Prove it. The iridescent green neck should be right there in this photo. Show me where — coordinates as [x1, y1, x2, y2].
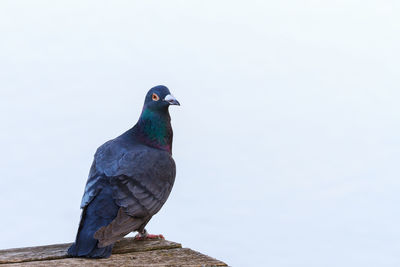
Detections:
[135, 108, 173, 152]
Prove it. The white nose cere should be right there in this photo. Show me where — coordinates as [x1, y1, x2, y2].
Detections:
[164, 94, 180, 105]
[164, 94, 176, 102]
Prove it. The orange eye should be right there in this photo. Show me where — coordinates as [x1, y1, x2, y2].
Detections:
[152, 93, 160, 101]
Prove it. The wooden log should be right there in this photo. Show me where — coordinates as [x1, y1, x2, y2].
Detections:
[0, 237, 228, 267]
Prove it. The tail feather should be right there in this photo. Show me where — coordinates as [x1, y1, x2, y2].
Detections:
[67, 242, 113, 258]
[94, 208, 146, 247]
[68, 187, 119, 258]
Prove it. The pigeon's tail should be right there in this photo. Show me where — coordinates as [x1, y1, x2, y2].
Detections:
[67, 237, 113, 258]
[67, 187, 119, 258]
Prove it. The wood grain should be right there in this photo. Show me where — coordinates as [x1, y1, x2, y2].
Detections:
[0, 238, 180, 264]
[0, 238, 228, 266]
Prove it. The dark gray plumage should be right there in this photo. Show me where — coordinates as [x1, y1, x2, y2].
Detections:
[68, 85, 179, 258]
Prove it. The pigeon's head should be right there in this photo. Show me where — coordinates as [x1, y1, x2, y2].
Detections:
[143, 85, 180, 111]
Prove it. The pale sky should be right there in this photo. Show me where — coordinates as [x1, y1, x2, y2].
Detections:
[0, 1, 399, 266]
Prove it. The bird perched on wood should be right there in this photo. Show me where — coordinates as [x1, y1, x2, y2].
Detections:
[67, 85, 180, 258]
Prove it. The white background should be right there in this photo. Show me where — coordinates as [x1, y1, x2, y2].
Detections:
[0, 1, 399, 266]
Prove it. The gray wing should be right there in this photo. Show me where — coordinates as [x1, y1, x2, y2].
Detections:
[110, 149, 176, 217]
[80, 140, 176, 247]
[80, 139, 128, 209]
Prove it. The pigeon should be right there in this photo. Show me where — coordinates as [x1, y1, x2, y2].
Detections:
[67, 85, 180, 258]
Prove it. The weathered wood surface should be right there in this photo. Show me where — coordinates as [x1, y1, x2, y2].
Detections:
[0, 237, 227, 267]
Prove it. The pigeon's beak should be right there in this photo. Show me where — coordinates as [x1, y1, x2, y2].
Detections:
[164, 94, 180, 106]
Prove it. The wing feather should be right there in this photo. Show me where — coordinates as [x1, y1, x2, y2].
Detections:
[79, 138, 176, 245]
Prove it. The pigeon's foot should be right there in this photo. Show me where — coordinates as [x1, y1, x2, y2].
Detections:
[134, 229, 165, 241]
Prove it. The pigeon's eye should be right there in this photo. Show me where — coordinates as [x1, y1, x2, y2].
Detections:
[152, 93, 160, 101]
